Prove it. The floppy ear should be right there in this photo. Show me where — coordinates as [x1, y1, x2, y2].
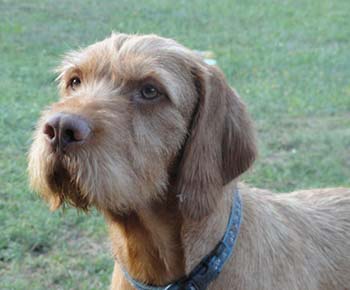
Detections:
[176, 65, 257, 220]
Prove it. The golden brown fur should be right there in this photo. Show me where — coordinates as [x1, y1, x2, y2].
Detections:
[28, 33, 350, 290]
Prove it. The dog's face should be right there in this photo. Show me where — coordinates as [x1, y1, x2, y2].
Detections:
[28, 33, 256, 219]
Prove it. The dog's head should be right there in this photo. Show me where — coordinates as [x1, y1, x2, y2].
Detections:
[28, 33, 256, 219]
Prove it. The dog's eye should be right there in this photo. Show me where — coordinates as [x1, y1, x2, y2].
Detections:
[69, 77, 81, 90]
[140, 84, 159, 100]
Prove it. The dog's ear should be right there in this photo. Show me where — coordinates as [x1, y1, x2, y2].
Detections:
[176, 64, 257, 220]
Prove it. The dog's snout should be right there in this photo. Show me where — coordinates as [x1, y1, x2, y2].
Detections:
[43, 113, 91, 151]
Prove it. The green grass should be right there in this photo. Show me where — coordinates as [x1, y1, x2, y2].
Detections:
[1, 0, 349, 289]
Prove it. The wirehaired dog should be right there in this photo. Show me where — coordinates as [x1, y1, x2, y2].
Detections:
[28, 33, 350, 289]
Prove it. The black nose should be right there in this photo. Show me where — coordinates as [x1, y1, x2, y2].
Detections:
[43, 113, 91, 151]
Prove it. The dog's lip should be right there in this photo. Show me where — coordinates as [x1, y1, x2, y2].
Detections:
[45, 159, 90, 210]
[47, 158, 78, 191]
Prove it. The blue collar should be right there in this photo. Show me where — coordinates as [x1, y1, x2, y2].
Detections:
[119, 189, 242, 290]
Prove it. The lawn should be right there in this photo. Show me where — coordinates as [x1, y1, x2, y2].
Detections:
[0, 0, 349, 289]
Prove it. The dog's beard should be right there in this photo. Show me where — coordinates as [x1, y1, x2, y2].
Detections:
[30, 131, 170, 214]
[46, 154, 91, 210]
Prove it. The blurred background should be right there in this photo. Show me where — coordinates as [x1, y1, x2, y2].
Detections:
[0, 0, 349, 289]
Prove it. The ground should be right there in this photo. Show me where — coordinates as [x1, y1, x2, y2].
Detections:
[0, 0, 349, 289]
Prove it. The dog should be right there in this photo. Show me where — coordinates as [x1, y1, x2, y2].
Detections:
[28, 33, 350, 290]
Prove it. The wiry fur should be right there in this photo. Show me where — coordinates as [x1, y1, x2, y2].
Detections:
[28, 33, 350, 290]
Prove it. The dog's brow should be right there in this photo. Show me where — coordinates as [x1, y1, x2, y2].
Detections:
[131, 76, 167, 93]
[57, 66, 80, 81]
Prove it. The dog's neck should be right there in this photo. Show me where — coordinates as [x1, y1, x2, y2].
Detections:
[180, 184, 233, 273]
[104, 185, 233, 288]
[105, 195, 186, 286]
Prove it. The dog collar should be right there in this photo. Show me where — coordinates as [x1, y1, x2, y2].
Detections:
[120, 189, 242, 290]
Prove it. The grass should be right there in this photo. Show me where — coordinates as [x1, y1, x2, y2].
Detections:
[0, 0, 349, 289]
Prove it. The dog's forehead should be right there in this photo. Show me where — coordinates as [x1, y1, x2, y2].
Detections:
[60, 35, 191, 79]
[58, 35, 199, 105]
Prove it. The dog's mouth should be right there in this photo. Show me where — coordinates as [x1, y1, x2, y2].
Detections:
[46, 155, 90, 210]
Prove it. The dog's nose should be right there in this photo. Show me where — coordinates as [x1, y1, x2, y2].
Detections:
[43, 113, 91, 151]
